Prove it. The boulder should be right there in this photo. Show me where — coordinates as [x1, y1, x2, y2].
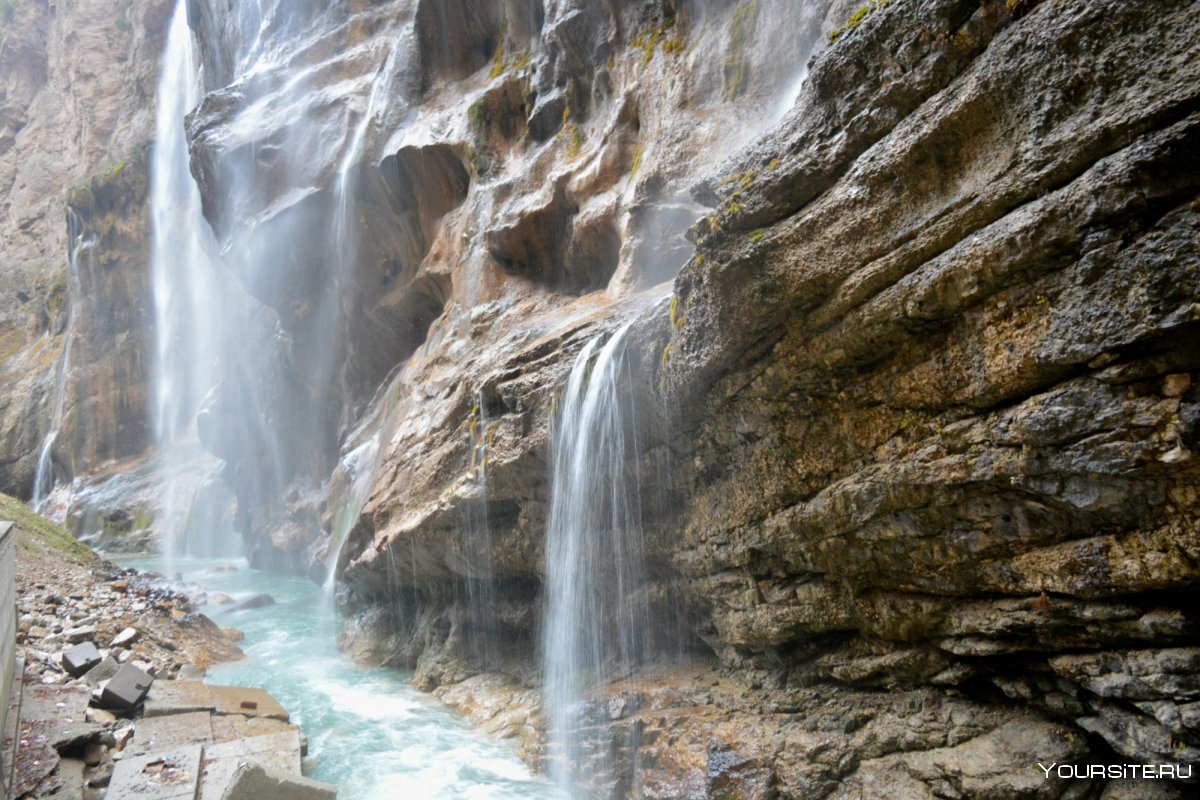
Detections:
[110, 626, 140, 648]
[223, 594, 275, 613]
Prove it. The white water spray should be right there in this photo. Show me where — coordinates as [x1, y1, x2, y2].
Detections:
[542, 323, 648, 795]
[149, 0, 235, 567]
[31, 215, 89, 512]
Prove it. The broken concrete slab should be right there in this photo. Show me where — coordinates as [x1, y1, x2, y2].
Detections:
[99, 664, 155, 711]
[217, 762, 335, 800]
[21, 683, 89, 721]
[108, 745, 203, 800]
[134, 711, 215, 751]
[200, 730, 303, 800]
[209, 714, 296, 746]
[25, 717, 105, 751]
[144, 681, 288, 722]
[44, 757, 86, 799]
[144, 681, 213, 718]
[9, 719, 60, 798]
[209, 685, 288, 721]
[62, 641, 102, 677]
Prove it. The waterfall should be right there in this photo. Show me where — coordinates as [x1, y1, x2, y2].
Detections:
[31, 213, 88, 511]
[461, 391, 498, 667]
[322, 431, 382, 596]
[542, 322, 648, 795]
[149, 0, 235, 564]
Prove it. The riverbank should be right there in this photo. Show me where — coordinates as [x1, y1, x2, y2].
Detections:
[0, 496, 331, 798]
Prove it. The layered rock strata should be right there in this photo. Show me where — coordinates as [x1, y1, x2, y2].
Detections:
[335, 0, 1200, 796]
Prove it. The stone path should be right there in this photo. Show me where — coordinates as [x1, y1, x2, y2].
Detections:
[4, 660, 333, 799]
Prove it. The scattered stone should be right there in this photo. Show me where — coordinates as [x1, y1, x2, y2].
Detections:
[64, 624, 98, 644]
[89, 760, 116, 788]
[110, 580, 130, 593]
[87, 707, 118, 725]
[99, 664, 155, 711]
[208, 593, 235, 605]
[114, 725, 136, 748]
[111, 627, 141, 648]
[220, 628, 244, 642]
[132, 660, 158, 677]
[62, 641, 103, 677]
[217, 762, 336, 800]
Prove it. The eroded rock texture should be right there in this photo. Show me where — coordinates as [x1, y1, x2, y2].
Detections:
[337, 0, 1200, 796]
[2, 0, 1196, 796]
[0, 0, 169, 497]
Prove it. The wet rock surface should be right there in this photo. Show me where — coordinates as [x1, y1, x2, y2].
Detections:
[0, 0, 169, 498]
[332, 0, 1200, 797]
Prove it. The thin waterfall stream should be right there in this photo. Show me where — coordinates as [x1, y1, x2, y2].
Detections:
[543, 322, 648, 795]
[30, 214, 87, 511]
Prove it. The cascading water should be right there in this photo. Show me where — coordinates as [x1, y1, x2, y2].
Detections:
[318, 31, 410, 593]
[322, 430, 382, 596]
[461, 391, 498, 666]
[542, 322, 648, 795]
[149, 0, 237, 568]
[31, 213, 88, 511]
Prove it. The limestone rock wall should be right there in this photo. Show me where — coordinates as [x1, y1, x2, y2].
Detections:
[335, 0, 1200, 796]
[0, 0, 170, 496]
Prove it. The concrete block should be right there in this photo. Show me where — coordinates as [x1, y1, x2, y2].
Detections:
[209, 685, 288, 722]
[200, 730, 303, 800]
[99, 664, 155, 711]
[84, 655, 121, 687]
[144, 681, 288, 722]
[144, 681, 212, 718]
[62, 641, 102, 677]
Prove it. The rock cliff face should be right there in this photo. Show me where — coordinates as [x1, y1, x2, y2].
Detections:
[326, 0, 1200, 796]
[2, 0, 1198, 796]
[0, 0, 169, 497]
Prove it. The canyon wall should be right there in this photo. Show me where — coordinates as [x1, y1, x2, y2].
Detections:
[0, 0, 170, 498]
[0, 0, 1196, 797]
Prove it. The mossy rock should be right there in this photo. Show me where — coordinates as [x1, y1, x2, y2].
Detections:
[0, 493, 97, 562]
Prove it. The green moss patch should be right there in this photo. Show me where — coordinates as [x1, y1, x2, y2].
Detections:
[0, 493, 97, 563]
